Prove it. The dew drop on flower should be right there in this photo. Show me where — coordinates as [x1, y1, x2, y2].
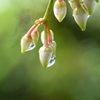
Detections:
[47, 53, 56, 67]
[26, 43, 36, 51]
[87, 15, 90, 18]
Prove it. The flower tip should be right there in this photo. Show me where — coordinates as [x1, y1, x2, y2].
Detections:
[21, 49, 25, 53]
[81, 28, 86, 31]
[80, 25, 86, 31]
[43, 64, 48, 68]
[58, 18, 63, 22]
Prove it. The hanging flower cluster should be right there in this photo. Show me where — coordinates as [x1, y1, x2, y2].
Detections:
[21, 0, 99, 68]
[21, 18, 56, 68]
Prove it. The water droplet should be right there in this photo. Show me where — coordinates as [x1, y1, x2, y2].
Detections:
[87, 15, 90, 18]
[68, 0, 70, 4]
[26, 43, 36, 51]
[47, 53, 56, 67]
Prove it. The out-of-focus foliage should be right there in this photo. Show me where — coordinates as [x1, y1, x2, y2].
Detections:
[0, 0, 100, 100]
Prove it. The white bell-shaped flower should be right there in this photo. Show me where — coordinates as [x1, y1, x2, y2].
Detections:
[41, 30, 54, 44]
[21, 34, 35, 53]
[53, 0, 67, 22]
[39, 45, 53, 68]
[73, 7, 88, 31]
[31, 31, 39, 45]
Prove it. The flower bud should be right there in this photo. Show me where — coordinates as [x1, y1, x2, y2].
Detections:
[41, 30, 54, 44]
[73, 7, 88, 31]
[68, 0, 76, 9]
[31, 31, 39, 45]
[83, 0, 95, 15]
[53, 0, 67, 22]
[21, 35, 32, 53]
[39, 45, 52, 68]
[21, 34, 36, 53]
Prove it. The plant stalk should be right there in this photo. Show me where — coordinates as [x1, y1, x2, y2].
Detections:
[43, 0, 54, 22]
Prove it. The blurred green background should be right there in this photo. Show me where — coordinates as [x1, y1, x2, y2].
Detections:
[0, 0, 100, 100]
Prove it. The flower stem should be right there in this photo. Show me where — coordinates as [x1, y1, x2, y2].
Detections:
[75, 0, 81, 8]
[47, 23, 53, 42]
[43, 0, 54, 22]
[44, 23, 49, 47]
[26, 23, 40, 38]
